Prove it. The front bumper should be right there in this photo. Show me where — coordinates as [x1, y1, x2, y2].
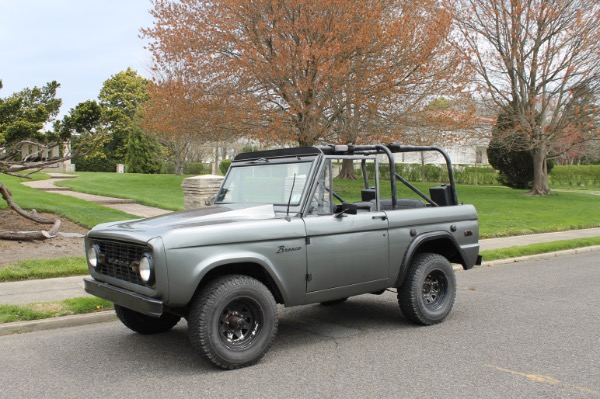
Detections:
[84, 277, 164, 317]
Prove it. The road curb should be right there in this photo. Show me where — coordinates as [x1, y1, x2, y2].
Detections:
[0, 311, 116, 336]
[478, 245, 600, 268]
[451, 245, 600, 271]
[3, 246, 600, 336]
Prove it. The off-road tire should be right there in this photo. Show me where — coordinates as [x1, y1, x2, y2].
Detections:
[398, 253, 456, 325]
[115, 304, 181, 334]
[188, 275, 278, 370]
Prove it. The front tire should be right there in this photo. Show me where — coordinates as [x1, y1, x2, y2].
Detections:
[188, 275, 278, 370]
[115, 304, 181, 334]
[398, 253, 456, 325]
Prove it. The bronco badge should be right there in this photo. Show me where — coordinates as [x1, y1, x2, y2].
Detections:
[276, 245, 302, 254]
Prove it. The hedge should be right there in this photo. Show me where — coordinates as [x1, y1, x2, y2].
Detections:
[549, 165, 600, 188]
[72, 156, 118, 172]
[159, 162, 211, 175]
[351, 163, 599, 187]
[354, 162, 499, 185]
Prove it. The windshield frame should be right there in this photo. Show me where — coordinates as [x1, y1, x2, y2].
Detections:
[214, 156, 320, 214]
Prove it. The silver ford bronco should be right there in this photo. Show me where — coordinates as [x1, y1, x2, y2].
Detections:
[84, 144, 481, 369]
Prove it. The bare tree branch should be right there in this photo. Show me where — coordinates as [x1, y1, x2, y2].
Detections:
[0, 183, 62, 240]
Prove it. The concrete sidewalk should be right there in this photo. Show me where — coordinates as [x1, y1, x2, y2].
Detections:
[1, 276, 90, 306]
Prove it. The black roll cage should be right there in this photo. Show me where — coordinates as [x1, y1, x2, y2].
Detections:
[232, 143, 459, 209]
[316, 144, 459, 208]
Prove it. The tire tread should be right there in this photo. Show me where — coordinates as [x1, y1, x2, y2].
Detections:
[188, 275, 278, 370]
[398, 253, 456, 325]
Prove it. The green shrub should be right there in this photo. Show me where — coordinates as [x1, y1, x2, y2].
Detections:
[184, 162, 211, 175]
[219, 159, 232, 175]
[356, 162, 498, 185]
[72, 156, 118, 172]
[125, 129, 162, 174]
[354, 162, 599, 188]
[454, 165, 499, 185]
[486, 110, 554, 189]
[549, 165, 600, 188]
[160, 162, 176, 174]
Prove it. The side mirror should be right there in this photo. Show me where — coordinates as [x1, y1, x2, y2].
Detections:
[335, 202, 358, 218]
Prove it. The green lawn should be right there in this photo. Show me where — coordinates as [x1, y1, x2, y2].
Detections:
[0, 257, 87, 282]
[3, 172, 599, 237]
[459, 185, 600, 238]
[0, 172, 600, 238]
[333, 179, 600, 238]
[54, 172, 186, 211]
[1, 174, 137, 228]
[0, 297, 113, 324]
[480, 236, 600, 261]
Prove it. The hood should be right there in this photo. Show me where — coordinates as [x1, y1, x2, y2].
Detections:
[88, 204, 278, 243]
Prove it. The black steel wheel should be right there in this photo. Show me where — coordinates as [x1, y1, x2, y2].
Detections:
[217, 298, 263, 350]
[188, 275, 278, 369]
[421, 270, 448, 310]
[115, 304, 181, 334]
[398, 253, 456, 325]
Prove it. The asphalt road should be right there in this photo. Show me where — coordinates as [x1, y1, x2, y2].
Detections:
[1, 252, 598, 399]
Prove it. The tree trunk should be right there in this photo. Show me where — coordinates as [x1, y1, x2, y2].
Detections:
[209, 145, 217, 175]
[420, 152, 426, 182]
[528, 146, 551, 196]
[175, 149, 184, 175]
[338, 158, 357, 180]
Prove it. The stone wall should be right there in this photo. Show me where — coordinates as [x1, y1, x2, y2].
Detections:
[182, 175, 224, 210]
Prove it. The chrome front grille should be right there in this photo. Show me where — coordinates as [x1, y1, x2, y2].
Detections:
[92, 240, 147, 286]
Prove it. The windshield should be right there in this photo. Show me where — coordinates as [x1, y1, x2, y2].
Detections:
[215, 161, 314, 206]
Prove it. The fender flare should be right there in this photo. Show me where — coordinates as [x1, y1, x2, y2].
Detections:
[394, 231, 468, 287]
[189, 253, 290, 304]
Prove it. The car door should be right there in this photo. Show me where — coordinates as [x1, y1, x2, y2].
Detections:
[303, 156, 389, 292]
[304, 213, 389, 292]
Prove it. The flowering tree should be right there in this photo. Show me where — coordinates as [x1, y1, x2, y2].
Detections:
[143, 0, 467, 155]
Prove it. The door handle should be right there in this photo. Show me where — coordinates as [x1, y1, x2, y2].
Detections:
[372, 215, 387, 221]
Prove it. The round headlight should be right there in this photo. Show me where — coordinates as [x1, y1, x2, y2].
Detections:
[87, 245, 99, 268]
[139, 254, 154, 283]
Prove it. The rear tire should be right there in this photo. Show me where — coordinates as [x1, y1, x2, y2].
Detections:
[115, 304, 181, 334]
[188, 275, 278, 370]
[398, 253, 456, 325]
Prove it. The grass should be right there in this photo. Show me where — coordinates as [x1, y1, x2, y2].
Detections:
[54, 172, 186, 211]
[0, 297, 113, 324]
[333, 179, 600, 238]
[0, 257, 88, 282]
[480, 236, 600, 261]
[0, 174, 138, 228]
[7, 172, 598, 238]
[459, 185, 600, 238]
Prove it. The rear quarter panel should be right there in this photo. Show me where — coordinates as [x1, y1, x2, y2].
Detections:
[386, 204, 480, 280]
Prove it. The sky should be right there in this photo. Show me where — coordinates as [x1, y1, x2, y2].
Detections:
[0, 0, 155, 118]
